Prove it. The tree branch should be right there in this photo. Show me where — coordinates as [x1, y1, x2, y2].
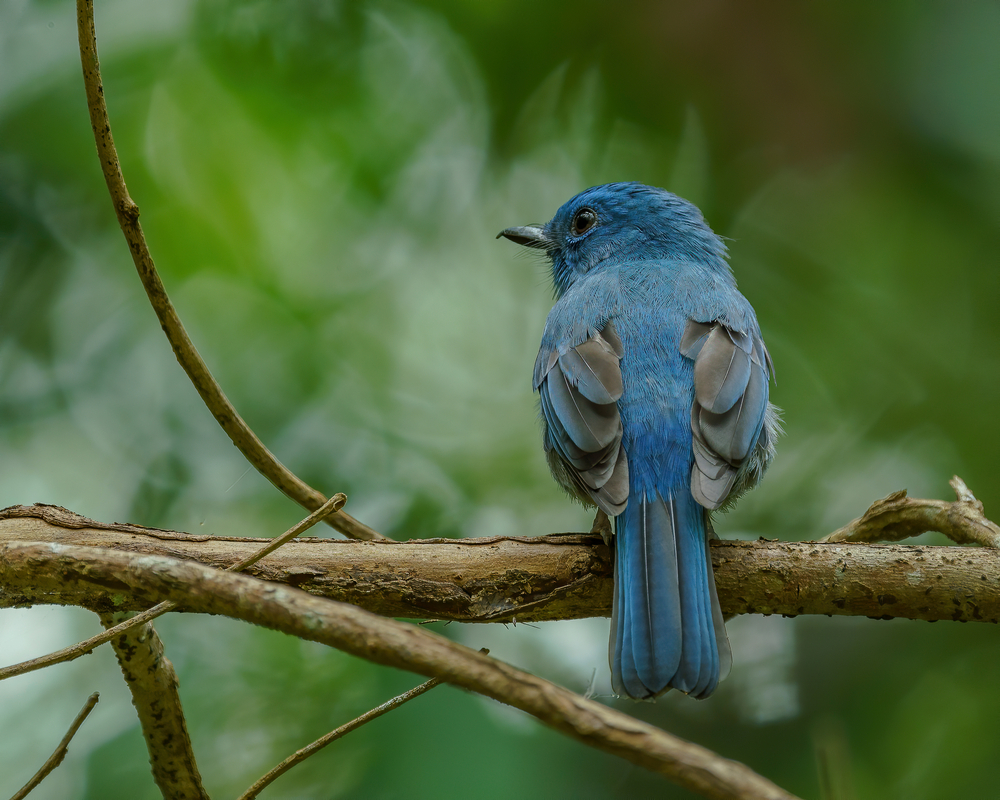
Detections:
[2, 500, 998, 624]
[99, 612, 209, 800]
[0, 542, 798, 800]
[0, 495, 343, 682]
[10, 693, 99, 800]
[73, 0, 383, 542]
[238, 672, 451, 800]
[822, 476, 1000, 548]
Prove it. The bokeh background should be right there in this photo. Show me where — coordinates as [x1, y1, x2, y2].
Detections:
[3, 1, 1000, 798]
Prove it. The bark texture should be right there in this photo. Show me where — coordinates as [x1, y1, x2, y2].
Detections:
[99, 612, 209, 800]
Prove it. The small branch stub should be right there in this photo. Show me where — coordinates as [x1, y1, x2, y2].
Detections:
[822, 476, 1000, 549]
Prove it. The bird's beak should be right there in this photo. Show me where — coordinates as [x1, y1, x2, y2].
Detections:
[496, 225, 550, 249]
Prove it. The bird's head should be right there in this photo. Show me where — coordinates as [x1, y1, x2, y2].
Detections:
[498, 182, 728, 296]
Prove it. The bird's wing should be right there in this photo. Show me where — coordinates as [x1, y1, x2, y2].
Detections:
[680, 319, 772, 510]
[535, 321, 629, 516]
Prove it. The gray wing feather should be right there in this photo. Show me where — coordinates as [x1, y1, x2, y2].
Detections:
[594, 445, 629, 511]
[561, 339, 624, 404]
[532, 348, 559, 391]
[679, 321, 713, 360]
[683, 319, 773, 511]
[690, 452, 738, 509]
[693, 326, 753, 414]
[698, 362, 767, 463]
[537, 321, 629, 516]
[545, 365, 620, 453]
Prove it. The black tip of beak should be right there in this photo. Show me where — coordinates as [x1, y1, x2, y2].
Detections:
[497, 225, 549, 249]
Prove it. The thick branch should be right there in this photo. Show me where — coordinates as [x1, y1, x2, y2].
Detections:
[0, 542, 797, 800]
[74, 0, 381, 542]
[0, 495, 344, 681]
[2, 504, 999, 624]
[99, 613, 209, 800]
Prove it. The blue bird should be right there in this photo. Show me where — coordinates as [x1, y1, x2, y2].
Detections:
[499, 182, 779, 699]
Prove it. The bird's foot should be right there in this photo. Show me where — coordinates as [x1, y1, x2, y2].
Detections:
[590, 509, 613, 546]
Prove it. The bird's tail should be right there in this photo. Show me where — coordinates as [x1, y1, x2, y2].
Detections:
[610, 489, 731, 699]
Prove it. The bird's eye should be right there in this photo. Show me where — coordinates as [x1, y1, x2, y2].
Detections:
[571, 208, 597, 235]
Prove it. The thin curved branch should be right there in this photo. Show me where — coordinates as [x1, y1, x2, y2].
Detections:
[10, 693, 100, 800]
[0, 494, 345, 682]
[238, 672, 451, 800]
[0, 542, 799, 800]
[3, 499, 999, 624]
[821, 476, 1000, 548]
[73, 0, 383, 542]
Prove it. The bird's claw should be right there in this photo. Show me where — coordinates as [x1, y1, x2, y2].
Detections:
[590, 509, 613, 546]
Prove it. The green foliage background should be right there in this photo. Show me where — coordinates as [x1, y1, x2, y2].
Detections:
[2, 1, 999, 798]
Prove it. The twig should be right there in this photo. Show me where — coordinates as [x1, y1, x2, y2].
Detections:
[0, 542, 798, 800]
[0, 494, 345, 682]
[813, 718, 856, 800]
[73, 0, 384, 543]
[10, 692, 100, 800]
[821, 476, 1000, 548]
[237, 664, 465, 800]
[226, 493, 345, 571]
